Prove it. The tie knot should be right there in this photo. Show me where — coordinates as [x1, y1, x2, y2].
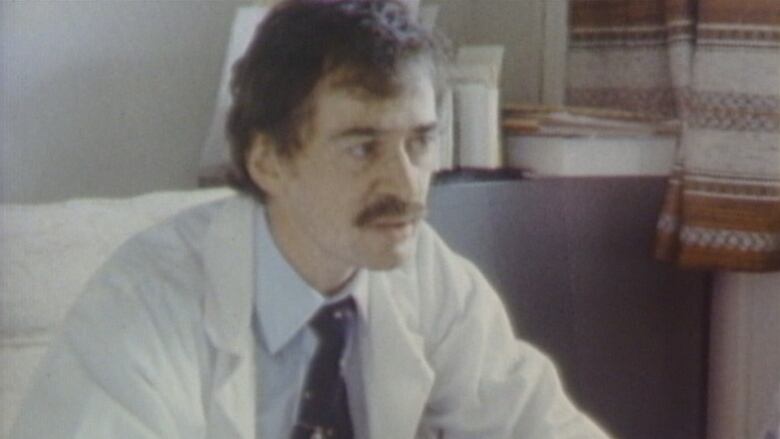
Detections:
[310, 297, 356, 339]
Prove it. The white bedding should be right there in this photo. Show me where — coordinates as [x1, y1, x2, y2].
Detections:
[0, 188, 233, 438]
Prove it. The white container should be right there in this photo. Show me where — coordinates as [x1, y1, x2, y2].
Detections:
[506, 134, 677, 177]
[455, 83, 502, 169]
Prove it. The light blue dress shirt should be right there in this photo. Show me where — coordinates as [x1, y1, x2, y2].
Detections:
[253, 206, 369, 438]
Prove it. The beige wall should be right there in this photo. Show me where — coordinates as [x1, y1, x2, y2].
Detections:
[1, 0, 249, 203]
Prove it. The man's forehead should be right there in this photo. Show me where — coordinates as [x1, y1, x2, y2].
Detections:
[315, 75, 435, 126]
[288, 62, 437, 145]
[325, 62, 432, 98]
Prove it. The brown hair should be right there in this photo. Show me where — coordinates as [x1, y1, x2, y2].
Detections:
[226, 0, 447, 201]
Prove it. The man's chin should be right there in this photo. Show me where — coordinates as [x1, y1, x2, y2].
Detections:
[362, 244, 415, 271]
[366, 259, 405, 271]
[357, 222, 419, 270]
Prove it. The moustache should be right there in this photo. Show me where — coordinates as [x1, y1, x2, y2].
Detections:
[354, 196, 427, 228]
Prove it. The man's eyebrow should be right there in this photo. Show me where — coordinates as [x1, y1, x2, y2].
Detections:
[414, 122, 439, 135]
[329, 122, 439, 140]
[330, 127, 379, 140]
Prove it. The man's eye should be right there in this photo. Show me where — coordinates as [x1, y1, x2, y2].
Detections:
[347, 142, 376, 159]
[408, 134, 435, 156]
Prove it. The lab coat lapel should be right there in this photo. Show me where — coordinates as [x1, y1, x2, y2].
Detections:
[361, 273, 435, 439]
[206, 351, 256, 439]
[202, 195, 257, 439]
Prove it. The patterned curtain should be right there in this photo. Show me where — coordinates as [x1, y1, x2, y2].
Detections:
[567, 0, 780, 272]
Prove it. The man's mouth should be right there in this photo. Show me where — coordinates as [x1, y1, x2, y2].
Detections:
[369, 216, 419, 228]
[366, 217, 419, 240]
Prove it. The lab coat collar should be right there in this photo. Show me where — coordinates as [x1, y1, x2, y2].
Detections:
[202, 195, 256, 356]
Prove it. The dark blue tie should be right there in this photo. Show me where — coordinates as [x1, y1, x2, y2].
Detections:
[291, 297, 355, 439]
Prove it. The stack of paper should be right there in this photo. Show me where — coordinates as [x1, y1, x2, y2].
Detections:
[503, 104, 680, 138]
[502, 104, 680, 177]
[450, 46, 505, 170]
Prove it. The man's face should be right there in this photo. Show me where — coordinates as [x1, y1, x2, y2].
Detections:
[259, 62, 438, 276]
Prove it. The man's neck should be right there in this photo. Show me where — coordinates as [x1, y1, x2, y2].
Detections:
[264, 205, 356, 297]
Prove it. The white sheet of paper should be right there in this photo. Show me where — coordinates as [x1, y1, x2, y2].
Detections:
[199, 6, 268, 178]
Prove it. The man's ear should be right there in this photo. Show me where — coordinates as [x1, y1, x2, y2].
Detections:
[246, 133, 284, 197]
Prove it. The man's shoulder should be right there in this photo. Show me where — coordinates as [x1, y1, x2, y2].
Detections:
[88, 194, 240, 302]
[119, 196, 228, 265]
[368, 221, 502, 348]
[408, 221, 479, 285]
[385, 221, 484, 310]
[59, 195, 247, 353]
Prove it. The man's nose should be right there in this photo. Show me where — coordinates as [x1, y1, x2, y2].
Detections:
[379, 148, 419, 201]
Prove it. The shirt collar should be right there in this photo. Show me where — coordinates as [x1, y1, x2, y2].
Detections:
[254, 205, 368, 354]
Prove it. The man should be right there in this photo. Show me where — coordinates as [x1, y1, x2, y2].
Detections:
[12, 1, 609, 438]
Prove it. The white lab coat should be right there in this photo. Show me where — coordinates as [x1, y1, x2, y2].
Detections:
[11, 195, 610, 439]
